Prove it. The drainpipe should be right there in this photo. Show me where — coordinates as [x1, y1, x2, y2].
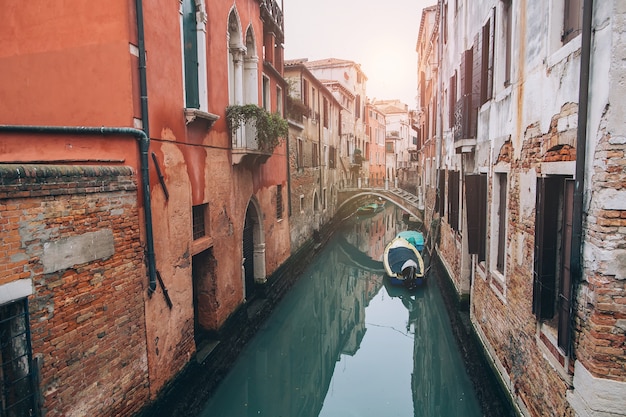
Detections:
[570, 0, 593, 357]
[135, 0, 150, 138]
[0, 125, 158, 295]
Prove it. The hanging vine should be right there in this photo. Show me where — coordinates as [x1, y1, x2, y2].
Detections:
[226, 104, 288, 152]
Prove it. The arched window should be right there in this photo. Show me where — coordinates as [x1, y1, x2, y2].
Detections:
[227, 9, 244, 105]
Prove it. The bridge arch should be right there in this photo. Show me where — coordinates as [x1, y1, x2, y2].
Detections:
[337, 190, 422, 223]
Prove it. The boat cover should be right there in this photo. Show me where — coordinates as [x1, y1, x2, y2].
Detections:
[383, 237, 425, 279]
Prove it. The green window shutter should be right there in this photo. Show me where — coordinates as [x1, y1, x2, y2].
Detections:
[183, 0, 199, 109]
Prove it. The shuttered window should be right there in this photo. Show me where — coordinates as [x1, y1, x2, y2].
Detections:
[183, 0, 200, 109]
[465, 174, 487, 261]
[563, 0, 583, 44]
[533, 177, 560, 320]
[448, 170, 460, 231]
[276, 184, 283, 220]
[533, 176, 574, 354]
[496, 173, 508, 273]
[436, 169, 446, 216]
[558, 179, 574, 352]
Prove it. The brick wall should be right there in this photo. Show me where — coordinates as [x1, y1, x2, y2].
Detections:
[575, 127, 626, 381]
[0, 164, 150, 417]
[466, 104, 582, 416]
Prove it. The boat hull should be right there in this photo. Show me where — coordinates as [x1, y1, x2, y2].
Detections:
[383, 232, 426, 290]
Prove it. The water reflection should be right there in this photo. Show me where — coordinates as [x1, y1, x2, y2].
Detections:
[199, 206, 481, 417]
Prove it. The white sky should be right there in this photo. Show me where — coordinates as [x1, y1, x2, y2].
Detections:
[282, 0, 435, 109]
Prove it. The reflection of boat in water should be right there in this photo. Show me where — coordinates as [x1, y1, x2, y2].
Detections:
[355, 200, 385, 217]
[383, 230, 426, 290]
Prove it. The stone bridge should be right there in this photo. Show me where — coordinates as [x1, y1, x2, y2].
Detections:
[337, 186, 424, 223]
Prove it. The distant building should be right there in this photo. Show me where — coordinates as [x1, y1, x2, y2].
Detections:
[303, 58, 369, 187]
[284, 60, 343, 250]
[365, 100, 387, 188]
[374, 99, 418, 191]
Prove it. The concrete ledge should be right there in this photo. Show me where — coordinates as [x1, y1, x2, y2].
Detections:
[567, 361, 626, 417]
[0, 279, 33, 305]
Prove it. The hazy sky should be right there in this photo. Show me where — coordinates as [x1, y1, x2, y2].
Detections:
[283, 0, 435, 109]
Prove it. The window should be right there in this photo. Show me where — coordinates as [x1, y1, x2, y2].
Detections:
[312, 143, 319, 167]
[262, 75, 270, 111]
[192, 203, 209, 240]
[276, 86, 283, 116]
[182, 0, 208, 110]
[562, 0, 582, 44]
[323, 98, 329, 129]
[297, 138, 304, 169]
[495, 173, 508, 273]
[480, 13, 495, 105]
[1, 299, 39, 417]
[448, 170, 460, 231]
[303, 79, 309, 107]
[276, 185, 283, 219]
[533, 176, 574, 352]
[448, 72, 457, 128]
[503, 0, 513, 86]
[299, 195, 305, 213]
[466, 173, 487, 261]
[329, 146, 336, 169]
[437, 170, 446, 216]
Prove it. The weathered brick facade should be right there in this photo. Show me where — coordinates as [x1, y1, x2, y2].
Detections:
[417, 1, 626, 415]
[0, 164, 149, 417]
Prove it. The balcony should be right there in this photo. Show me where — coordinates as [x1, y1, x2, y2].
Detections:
[260, 0, 284, 40]
[453, 94, 477, 153]
[227, 104, 287, 166]
[231, 123, 273, 166]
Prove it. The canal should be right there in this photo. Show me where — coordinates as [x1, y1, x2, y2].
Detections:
[194, 205, 494, 417]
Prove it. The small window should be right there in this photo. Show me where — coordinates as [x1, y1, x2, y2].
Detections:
[297, 138, 304, 169]
[262, 75, 271, 111]
[496, 173, 508, 273]
[276, 185, 283, 220]
[1, 299, 39, 417]
[276, 86, 283, 116]
[299, 195, 305, 213]
[448, 170, 460, 231]
[192, 203, 209, 240]
[562, 0, 583, 44]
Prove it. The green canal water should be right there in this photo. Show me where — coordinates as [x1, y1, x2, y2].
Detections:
[197, 206, 483, 417]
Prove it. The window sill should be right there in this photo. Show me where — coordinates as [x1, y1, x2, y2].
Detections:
[184, 108, 219, 128]
[191, 235, 214, 256]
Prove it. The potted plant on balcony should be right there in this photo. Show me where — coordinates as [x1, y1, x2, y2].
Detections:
[226, 104, 288, 153]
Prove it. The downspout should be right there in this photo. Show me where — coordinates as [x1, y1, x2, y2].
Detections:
[135, 0, 150, 139]
[0, 125, 158, 296]
[570, 0, 593, 357]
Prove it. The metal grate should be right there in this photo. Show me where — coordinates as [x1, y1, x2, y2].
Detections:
[1, 298, 39, 417]
[192, 204, 207, 240]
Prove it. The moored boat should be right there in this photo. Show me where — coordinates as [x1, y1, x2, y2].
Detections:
[355, 200, 385, 216]
[383, 231, 426, 290]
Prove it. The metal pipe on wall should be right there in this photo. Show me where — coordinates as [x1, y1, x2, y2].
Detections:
[0, 125, 158, 295]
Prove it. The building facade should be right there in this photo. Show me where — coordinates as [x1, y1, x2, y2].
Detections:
[417, 0, 626, 415]
[365, 100, 387, 188]
[284, 60, 342, 251]
[0, 0, 289, 416]
[303, 58, 369, 188]
[375, 100, 418, 191]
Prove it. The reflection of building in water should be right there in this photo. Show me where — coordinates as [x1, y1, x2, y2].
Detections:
[206, 241, 383, 417]
[345, 205, 405, 263]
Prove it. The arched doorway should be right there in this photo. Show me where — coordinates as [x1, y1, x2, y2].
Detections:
[243, 199, 265, 300]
